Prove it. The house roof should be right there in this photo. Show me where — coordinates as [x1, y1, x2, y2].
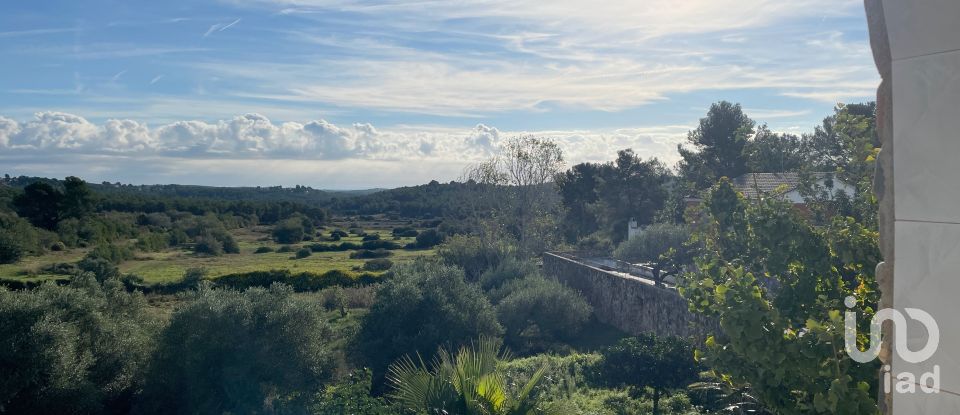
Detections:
[731, 172, 839, 200]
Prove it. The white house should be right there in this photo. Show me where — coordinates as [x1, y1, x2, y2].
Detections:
[730, 172, 855, 204]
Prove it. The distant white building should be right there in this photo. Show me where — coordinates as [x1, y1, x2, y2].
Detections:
[730, 172, 855, 204]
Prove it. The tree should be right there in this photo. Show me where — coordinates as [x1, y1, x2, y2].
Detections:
[678, 179, 881, 414]
[597, 334, 699, 415]
[466, 135, 564, 256]
[554, 162, 602, 242]
[593, 150, 670, 243]
[0, 275, 160, 414]
[13, 181, 63, 229]
[743, 125, 805, 173]
[678, 101, 754, 188]
[61, 176, 95, 220]
[387, 337, 562, 415]
[613, 223, 694, 287]
[354, 259, 503, 384]
[137, 284, 334, 414]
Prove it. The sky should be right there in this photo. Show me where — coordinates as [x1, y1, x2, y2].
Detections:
[0, 0, 879, 189]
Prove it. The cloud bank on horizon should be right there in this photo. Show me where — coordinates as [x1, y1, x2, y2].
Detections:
[0, 0, 877, 188]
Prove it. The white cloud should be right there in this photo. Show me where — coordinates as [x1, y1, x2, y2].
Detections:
[0, 112, 691, 168]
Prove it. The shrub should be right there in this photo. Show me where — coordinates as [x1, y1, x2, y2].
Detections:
[295, 248, 312, 259]
[614, 224, 688, 260]
[136, 232, 169, 252]
[254, 246, 274, 254]
[494, 277, 592, 354]
[576, 232, 614, 256]
[596, 334, 699, 414]
[77, 256, 121, 282]
[479, 257, 537, 291]
[413, 228, 444, 248]
[273, 218, 305, 244]
[437, 235, 515, 281]
[181, 267, 207, 288]
[0, 233, 23, 264]
[361, 234, 381, 241]
[363, 258, 393, 271]
[87, 243, 135, 263]
[137, 284, 335, 414]
[391, 227, 418, 237]
[361, 240, 401, 250]
[313, 369, 393, 414]
[0, 275, 160, 414]
[277, 245, 296, 253]
[193, 235, 224, 256]
[49, 241, 66, 251]
[349, 249, 392, 259]
[354, 259, 502, 384]
[41, 262, 79, 275]
[213, 269, 382, 292]
[321, 286, 348, 315]
[330, 230, 348, 238]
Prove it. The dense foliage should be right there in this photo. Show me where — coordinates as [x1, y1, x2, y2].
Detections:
[679, 179, 881, 414]
[137, 283, 335, 414]
[597, 334, 699, 415]
[0, 275, 159, 414]
[354, 259, 503, 383]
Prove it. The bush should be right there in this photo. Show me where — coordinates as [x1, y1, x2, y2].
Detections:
[41, 262, 79, 275]
[49, 241, 66, 251]
[273, 217, 306, 244]
[0, 233, 24, 264]
[254, 246, 274, 254]
[277, 245, 296, 253]
[354, 259, 502, 383]
[213, 269, 382, 292]
[360, 240, 401, 250]
[479, 257, 537, 291]
[321, 286, 348, 315]
[361, 234, 381, 241]
[77, 256, 121, 282]
[437, 235, 515, 281]
[494, 277, 592, 354]
[193, 235, 224, 256]
[136, 232, 169, 252]
[596, 334, 699, 413]
[295, 248, 312, 259]
[182, 267, 207, 288]
[330, 230, 348, 238]
[576, 232, 614, 256]
[137, 284, 335, 414]
[87, 243, 135, 263]
[363, 258, 393, 271]
[391, 227, 418, 237]
[413, 228, 444, 248]
[349, 249, 392, 259]
[613, 223, 690, 263]
[0, 275, 160, 414]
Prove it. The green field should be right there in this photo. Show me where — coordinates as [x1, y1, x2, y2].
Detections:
[0, 221, 436, 285]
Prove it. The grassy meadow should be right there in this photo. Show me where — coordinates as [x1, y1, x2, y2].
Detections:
[0, 218, 435, 285]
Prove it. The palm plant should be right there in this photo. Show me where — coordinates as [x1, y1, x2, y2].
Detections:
[387, 337, 562, 415]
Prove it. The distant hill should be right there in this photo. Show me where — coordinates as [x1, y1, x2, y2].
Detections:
[0, 175, 381, 206]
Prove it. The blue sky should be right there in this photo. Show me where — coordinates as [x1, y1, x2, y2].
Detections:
[0, 0, 878, 188]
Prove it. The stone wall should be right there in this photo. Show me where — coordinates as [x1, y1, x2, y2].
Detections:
[542, 252, 716, 341]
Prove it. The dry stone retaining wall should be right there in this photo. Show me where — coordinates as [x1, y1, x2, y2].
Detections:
[542, 252, 716, 341]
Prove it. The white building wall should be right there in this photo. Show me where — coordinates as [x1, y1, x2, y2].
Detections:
[881, 0, 960, 411]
